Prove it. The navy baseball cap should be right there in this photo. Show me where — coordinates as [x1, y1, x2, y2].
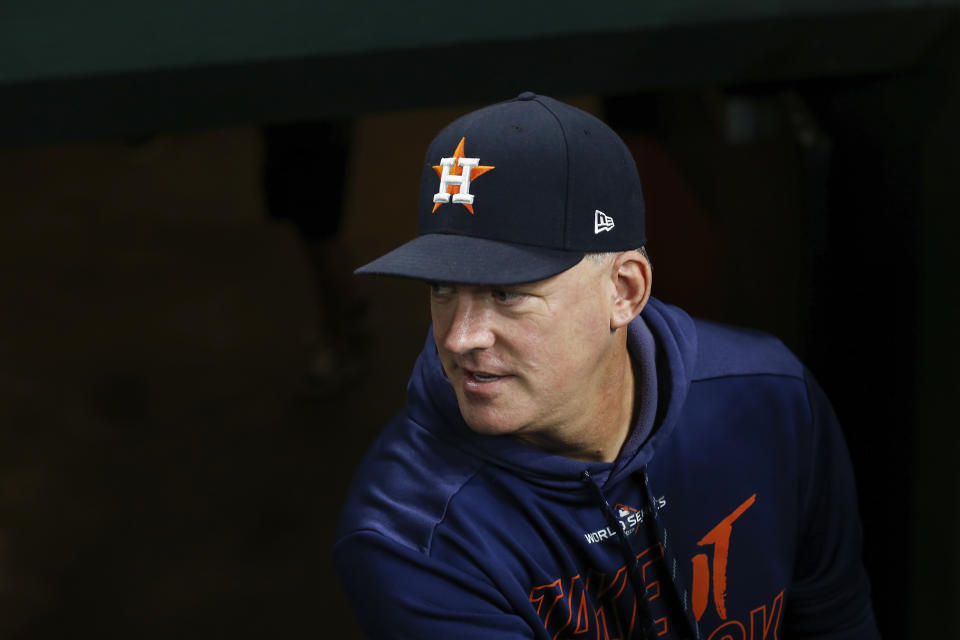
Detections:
[355, 92, 646, 285]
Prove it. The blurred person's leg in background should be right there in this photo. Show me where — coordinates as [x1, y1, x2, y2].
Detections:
[262, 121, 367, 396]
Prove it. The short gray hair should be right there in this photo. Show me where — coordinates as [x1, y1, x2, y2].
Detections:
[585, 246, 651, 268]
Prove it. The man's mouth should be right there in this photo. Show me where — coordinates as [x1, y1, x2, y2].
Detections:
[466, 369, 504, 383]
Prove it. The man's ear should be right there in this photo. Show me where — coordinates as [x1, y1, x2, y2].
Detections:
[609, 250, 652, 330]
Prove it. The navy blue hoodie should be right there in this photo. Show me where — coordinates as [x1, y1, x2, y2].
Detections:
[334, 299, 879, 639]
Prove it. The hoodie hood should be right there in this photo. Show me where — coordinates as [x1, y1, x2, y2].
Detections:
[405, 297, 697, 488]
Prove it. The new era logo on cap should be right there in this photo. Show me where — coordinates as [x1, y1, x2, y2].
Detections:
[594, 209, 615, 234]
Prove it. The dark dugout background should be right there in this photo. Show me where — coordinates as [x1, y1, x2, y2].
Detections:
[1, 2, 957, 637]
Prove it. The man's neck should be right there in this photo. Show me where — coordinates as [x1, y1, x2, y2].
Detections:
[576, 349, 636, 463]
[514, 340, 636, 464]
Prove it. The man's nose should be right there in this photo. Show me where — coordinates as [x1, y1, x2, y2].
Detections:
[441, 295, 495, 354]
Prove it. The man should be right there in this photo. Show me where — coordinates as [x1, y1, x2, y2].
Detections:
[334, 92, 879, 639]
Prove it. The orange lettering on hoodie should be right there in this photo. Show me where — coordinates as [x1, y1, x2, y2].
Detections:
[691, 494, 757, 621]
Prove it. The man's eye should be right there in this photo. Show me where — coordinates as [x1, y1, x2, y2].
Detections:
[491, 289, 523, 303]
[430, 283, 454, 296]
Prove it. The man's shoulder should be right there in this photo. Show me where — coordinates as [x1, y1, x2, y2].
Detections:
[335, 412, 486, 555]
[690, 317, 805, 382]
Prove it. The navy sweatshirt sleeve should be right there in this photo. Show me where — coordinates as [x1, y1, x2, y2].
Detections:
[783, 370, 880, 639]
[333, 531, 534, 639]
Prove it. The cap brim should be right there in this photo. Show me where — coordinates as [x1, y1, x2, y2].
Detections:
[354, 233, 585, 286]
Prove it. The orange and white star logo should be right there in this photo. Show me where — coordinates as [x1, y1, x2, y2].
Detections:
[431, 137, 494, 214]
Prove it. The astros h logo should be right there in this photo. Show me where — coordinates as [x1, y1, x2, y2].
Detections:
[432, 137, 495, 214]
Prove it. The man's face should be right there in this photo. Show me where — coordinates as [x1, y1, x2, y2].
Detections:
[430, 257, 620, 443]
